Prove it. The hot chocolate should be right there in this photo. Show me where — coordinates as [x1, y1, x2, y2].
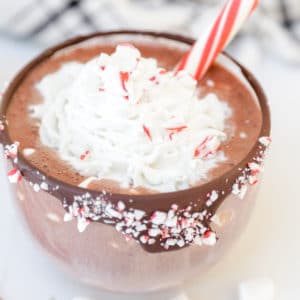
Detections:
[0, 31, 271, 292]
[6, 37, 261, 194]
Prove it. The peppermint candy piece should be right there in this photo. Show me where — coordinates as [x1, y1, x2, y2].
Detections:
[194, 135, 221, 159]
[7, 168, 22, 183]
[77, 217, 90, 233]
[202, 230, 217, 246]
[4, 142, 20, 160]
[259, 136, 272, 147]
[150, 211, 167, 225]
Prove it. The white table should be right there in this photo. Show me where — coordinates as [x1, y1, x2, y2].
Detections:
[0, 36, 299, 300]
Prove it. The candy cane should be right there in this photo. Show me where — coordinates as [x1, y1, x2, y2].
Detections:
[176, 0, 259, 80]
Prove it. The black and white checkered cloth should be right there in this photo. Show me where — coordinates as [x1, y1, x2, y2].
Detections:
[0, 0, 299, 63]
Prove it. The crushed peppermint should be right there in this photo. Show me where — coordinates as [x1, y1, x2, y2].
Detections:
[259, 136, 272, 147]
[80, 150, 90, 161]
[231, 136, 271, 199]
[142, 124, 152, 141]
[194, 136, 222, 159]
[40, 182, 49, 191]
[166, 125, 187, 140]
[4, 142, 19, 163]
[206, 190, 219, 207]
[119, 71, 129, 93]
[2, 130, 270, 251]
[7, 168, 22, 183]
[60, 191, 219, 250]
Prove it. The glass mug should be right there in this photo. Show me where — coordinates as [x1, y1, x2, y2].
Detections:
[0, 31, 271, 293]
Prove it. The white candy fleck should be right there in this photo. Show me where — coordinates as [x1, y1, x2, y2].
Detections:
[239, 185, 248, 199]
[240, 132, 247, 139]
[77, 217, 90, 233]
[105, 204, 122, 219]
[64, 212, 73, 222]
[47, 213, 60, 223]
[78, 177, 97, 188]
[259, 136, 272, 147]
[194, 235, 203, 246]
[177, 239, 185, 248]
[151, 211, 167, 225]
[165, 238, 177, 247]
[148, 238, 155, 245]
[148, 228, 161, 237]
[117, 201, 125, 211]
[33, 183, 41, 192]
[23, 148, 36, 156]
[202, 231, 217, 246]
[133, 209, 145, 220]
[40, 182, 49, 191]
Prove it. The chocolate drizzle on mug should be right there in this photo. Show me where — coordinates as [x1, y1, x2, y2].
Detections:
[0, 31, 271, 253]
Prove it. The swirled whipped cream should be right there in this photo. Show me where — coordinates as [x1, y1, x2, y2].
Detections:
[34, 44, 230, 192]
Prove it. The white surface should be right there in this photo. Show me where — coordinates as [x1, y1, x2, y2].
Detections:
[239, 278, 274, 300]
[0, 35, 299, 300]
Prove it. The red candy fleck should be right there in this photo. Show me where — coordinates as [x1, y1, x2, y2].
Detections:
[142, 125, 152, 141]
[7, 168, 22, 183]
[80, 150, 90, 161]
[140, 235, 149, 244]
[250, 169, 260, 176]
[203, 230, 212, 239]
[166, 126, 188, 132]
[166, 125, 187, 140]
[100, 65, 106, 71]
[149, 76, 156, 82]
[120, 71, 129, 93]
[194, 136, 210, 157]
[159, 69, 167, 75]
[99, 88, 105, 92]
[124, 234, 132, 241]
[194, 136, 220, 158]
[169, 132, 175, 140]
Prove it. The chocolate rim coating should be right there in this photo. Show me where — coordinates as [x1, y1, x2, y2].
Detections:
[0, 30, 271, 252]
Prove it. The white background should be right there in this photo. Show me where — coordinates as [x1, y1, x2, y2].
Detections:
[0, 35, 299, 300]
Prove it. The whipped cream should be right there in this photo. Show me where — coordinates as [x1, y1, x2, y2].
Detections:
[34, 44, 230, 192]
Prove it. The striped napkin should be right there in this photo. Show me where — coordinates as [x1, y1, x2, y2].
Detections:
[0, 0, 299, 63]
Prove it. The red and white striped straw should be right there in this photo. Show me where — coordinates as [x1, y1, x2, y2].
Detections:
[176, 0, 259, 80]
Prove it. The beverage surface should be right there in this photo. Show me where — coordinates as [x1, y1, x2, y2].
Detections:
[6, 38, 262, 194]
